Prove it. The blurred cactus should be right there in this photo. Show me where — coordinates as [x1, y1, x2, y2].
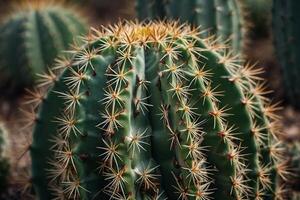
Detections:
[0, 1, 87, 99]
[272, 0, 300, 108]
[0, 124, 10, 194]
[25, 22, 288, 199]
[239, 0, 272, 39]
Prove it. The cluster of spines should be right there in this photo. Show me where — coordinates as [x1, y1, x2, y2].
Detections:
[21, 21, 290, 199]
[136, 0, 243, 53]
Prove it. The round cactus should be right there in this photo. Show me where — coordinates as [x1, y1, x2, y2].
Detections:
[0, 1, 87, 99]
[26, 22, 288, 199]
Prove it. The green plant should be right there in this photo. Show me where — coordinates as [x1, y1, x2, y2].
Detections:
[27, 22, 288, 199]
[0, 124, 10, 194]
[0, 1, 87, 99]
[272, 0, 300, 108]
[136, 0, 243, 53]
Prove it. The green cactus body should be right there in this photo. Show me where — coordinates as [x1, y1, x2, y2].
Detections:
[0, 1, 87, 99]
[28, 22, 287, 199]
[272, 0, 300, 108]
[136, 0, 243, 53]
[0, 124, 10, 193]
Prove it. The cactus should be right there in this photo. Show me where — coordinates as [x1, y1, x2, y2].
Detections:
[136, 0, 243, 53]
[272, 0, 300, 108]
[26, 22, 289, 199]
[0, 124, 10, 194]
[0, 1, 87, 99]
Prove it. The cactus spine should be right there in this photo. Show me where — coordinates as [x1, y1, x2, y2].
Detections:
[0, 1, 87, 99]
[27, 22, 288, 199]
[272, 0, 300, 108]
[136, 0, 243, 53]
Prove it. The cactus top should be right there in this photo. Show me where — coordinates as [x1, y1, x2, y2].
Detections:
[28, 22, 289, 200]
[136, 0, 243, 53]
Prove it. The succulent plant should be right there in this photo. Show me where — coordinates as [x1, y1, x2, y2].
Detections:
[272, 0, 300, 108]
[0, 124, 10, 194]
[25, 22, 288, 199]
[136, 0, 243, 53]
[0, 1, 87, 99]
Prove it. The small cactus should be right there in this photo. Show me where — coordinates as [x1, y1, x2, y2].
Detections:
[26, 22, 288, 199]
[136, 0, 243, 53]
[0, 1, 87, 99]
[272, 0, 300, 108]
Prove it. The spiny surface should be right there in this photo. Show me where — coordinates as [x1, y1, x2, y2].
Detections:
[0, 0, 87, 99]
[26, 22, 288, 200]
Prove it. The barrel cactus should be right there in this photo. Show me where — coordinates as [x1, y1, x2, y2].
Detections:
[0, 124, 10, 193]
[272, 0, 300, 108]
[26, 22, 288, 199]
[0, 1, 87, 99]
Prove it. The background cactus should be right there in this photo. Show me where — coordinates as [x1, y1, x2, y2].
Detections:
[0, 124, 10, 194]
[25, 22, 289, 199]
[136, 0, 243, 54]
[239, 0, 272, 40]
[272, 0, 300, 108]
[0, 1, 87, 99]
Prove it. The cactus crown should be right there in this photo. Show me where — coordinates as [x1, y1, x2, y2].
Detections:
[136, 0, 243, 53]
[0, 0, 87, 98]
[26, 21, 289, 200]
